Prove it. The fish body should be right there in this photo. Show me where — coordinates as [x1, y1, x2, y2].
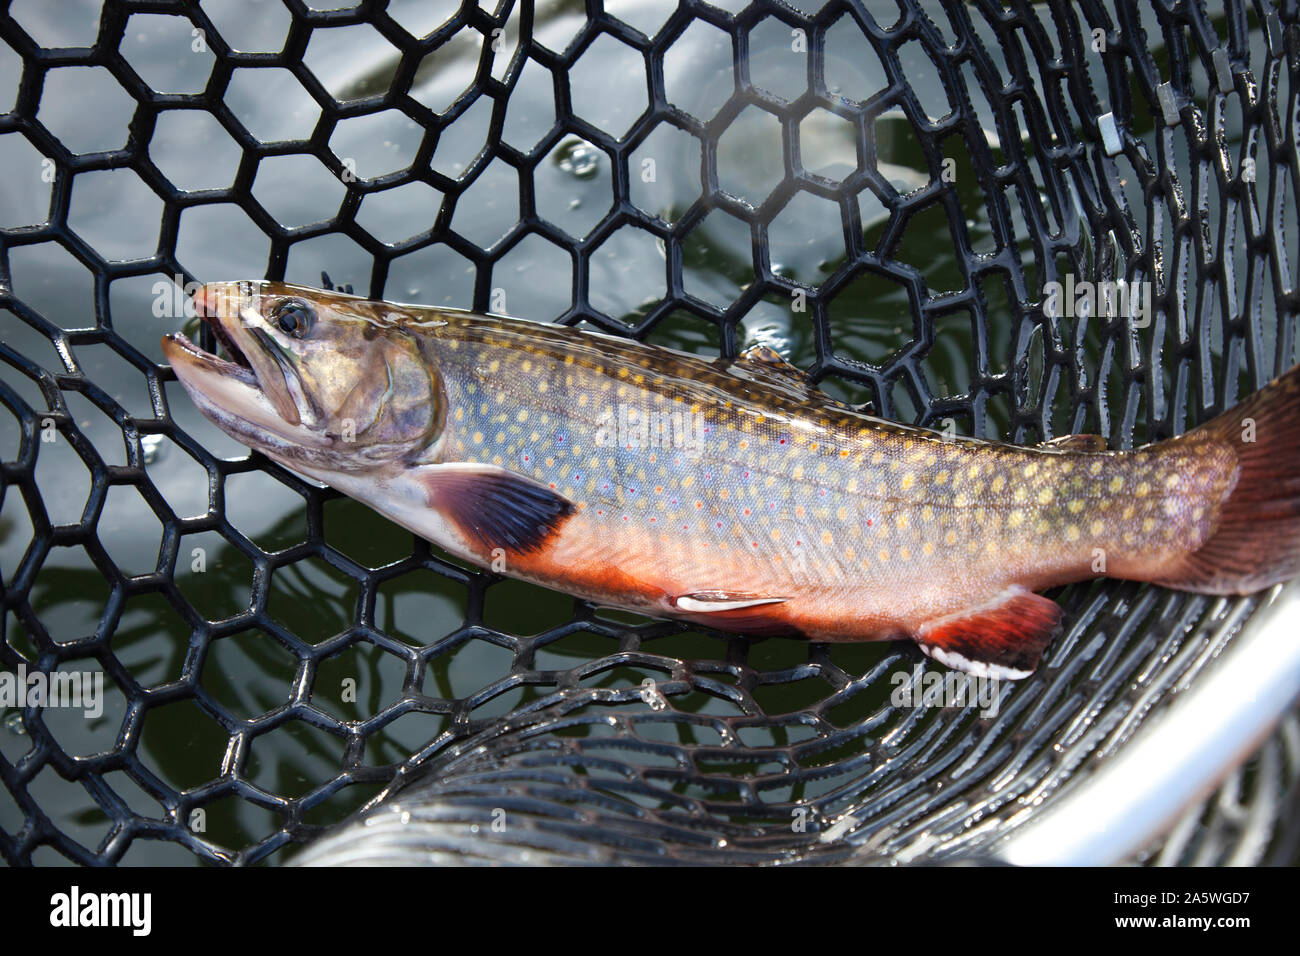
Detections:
[161, 282, 1300, 678]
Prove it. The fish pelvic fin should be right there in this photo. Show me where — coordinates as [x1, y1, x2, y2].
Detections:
[915, 586, 1063, 680]
[1148, 363, 1300, 595]
[416, 463, 575, 556]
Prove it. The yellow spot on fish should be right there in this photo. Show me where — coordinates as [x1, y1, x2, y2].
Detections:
[895, 514, 908, 530]
[1135, 481, 1150, 497]
[473, 431, 483, 444]
[822, 531, 833, 545]
[1090, 519, 1105, 535]
[1109, 476, 1124, 493]
[1065, 525, 1080, 542]
[1068, 499, 1085, 514]
[1008, 511, 1025, 528]
[1089, 461, 1103, 475]
[922, 541, 934, 556]
[901, 473, 915, 491]
[990, 474, 1005, 493]
[1036, 488, 1053, 505]
[878, 549, 890, 562]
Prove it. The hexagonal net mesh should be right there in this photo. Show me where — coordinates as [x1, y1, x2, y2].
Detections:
[1, 0, 1298, 866]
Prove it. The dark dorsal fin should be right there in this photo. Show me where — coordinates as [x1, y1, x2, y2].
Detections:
[733, 344, 811, 383]
[1041, 433, 1109, 452]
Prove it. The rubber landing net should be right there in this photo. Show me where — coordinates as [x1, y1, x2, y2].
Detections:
[1, 0, 1298, 866]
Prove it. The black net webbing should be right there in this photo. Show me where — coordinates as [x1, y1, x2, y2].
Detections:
[1, 0, 1298, 866]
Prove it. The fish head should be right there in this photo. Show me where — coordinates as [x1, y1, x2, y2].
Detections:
[161, 280, 444, 469]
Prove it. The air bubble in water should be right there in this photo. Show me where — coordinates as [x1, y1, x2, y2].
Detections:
[3, 711, 25, 735]
[141, 434, 165, 464]
[556, 139, 600, 180]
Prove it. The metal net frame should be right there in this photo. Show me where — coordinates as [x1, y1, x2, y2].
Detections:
[1, 0, 1298, 866]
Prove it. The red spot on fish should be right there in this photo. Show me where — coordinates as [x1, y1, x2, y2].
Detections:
[716, 521, 723, 528]
[695, 501, 703, 509]
[744, 508, 751, 516]
[779, 438, 786, 444]
[867, 518, 873, 526]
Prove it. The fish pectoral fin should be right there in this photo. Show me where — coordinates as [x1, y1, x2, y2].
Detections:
[1041, 433, 1109, 452]
[915, 587, 1063, 680]
[413, 463, 575, 555]
[672, 591, 789, 613]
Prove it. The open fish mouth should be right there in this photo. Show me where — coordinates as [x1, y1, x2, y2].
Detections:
[161, 329, 256, 384]
[162, 283, 308, 428]
[161, 283, 309, 435]
[163, 290, 257, 386]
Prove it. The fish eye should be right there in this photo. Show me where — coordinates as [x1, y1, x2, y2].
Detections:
[271, 300, 314, 338]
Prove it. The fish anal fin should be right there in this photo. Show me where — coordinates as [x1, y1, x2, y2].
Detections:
[1042, 433, 1109, 452]
[415, 463, 575, 555]
[915, 587, 1062, 680]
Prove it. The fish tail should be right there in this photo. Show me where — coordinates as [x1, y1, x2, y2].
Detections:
[1150, 363, 1300, 594]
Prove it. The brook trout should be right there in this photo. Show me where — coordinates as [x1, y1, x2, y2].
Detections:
[161, 281, 1300, 679]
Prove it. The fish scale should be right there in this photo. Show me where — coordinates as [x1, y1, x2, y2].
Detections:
[161, 281, 1300, 678]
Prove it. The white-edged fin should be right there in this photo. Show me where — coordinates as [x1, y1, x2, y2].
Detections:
[673, 591, 789, 613]
[913, 586, 1062, 681]
[918, 642, 1033, 681]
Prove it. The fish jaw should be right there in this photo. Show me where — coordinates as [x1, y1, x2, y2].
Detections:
[190, 281, 305, 427]
[160, 331, 322, 455]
